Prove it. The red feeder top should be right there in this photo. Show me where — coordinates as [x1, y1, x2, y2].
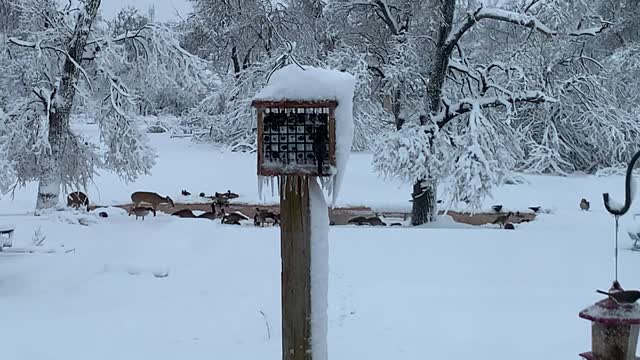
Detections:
[579, 298, 640, 325]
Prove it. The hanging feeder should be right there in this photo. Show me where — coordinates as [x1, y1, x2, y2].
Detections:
[579, 149, 640, 360]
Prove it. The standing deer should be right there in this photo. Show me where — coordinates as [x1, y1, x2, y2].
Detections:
[130, 191, 175, 216]
[67, 191, 90, 211]
[254, 207, 280, 226]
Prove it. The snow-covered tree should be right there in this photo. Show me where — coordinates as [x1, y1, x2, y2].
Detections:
[0, 0, 206, 210]
[367, 1, 561, 224]
[179, 0, 335, 150]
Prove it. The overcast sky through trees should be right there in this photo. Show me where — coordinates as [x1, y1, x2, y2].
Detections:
[100, 0, 191, 21]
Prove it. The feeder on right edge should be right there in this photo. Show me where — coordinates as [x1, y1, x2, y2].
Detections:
[579, 282, 640, 360]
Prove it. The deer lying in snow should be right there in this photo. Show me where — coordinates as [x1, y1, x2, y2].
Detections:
[67, 191, 89, 211]
[130, 191, 174, 216]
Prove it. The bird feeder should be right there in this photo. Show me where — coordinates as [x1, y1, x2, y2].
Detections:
[0, 224, 14, 250]
[252, 64, 356, 360]
[579, 291, 640, 360]
[252, 100, 337, 177]
[581, 150, 640, 360]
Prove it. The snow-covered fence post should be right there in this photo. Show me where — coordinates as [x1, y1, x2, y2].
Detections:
[252, 65, 355, 360]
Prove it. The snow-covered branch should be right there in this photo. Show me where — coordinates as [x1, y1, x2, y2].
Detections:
[436, 91, 556, 128]
[446, 7, 557, 49]
[569, 17, 613, 37]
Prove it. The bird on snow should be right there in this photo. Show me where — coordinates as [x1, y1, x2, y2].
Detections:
[596, 289, 640, 305]
[580, 198, 590, 211]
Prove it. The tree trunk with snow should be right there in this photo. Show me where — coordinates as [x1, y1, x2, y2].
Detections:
[35, 0, 101, 210]
[410, 0, 454, 225]
[411, 179, 437, 225]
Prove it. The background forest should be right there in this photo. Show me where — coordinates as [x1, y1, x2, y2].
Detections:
[1, 0, 639, 224]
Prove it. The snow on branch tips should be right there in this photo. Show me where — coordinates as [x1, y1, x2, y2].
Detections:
[372, 123, 446, 185]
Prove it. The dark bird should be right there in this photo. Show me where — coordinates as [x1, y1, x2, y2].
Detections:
[390, 223, 403, 226]
[580, 198, 590, 211]
[312, 125, 328, 175]
[504, 223, 515, 230]
[67, 191, 90, 211]
[198, 211, 219, 220]
[492, 205, 503, 213]
[208, 195, 229, 208]
[221, 210, 250, 225]
[199, 192, 206, 197]
[172, 209, 196, 218]
[596, 289, 640, 305]
[366, 216, 387, 226]
[492, 212, 513, 228]
[347, 216, 368, 226]
[215, 190, 239, 200]
[181, 189, 191, 196]
[98, 212, 108, 218]
[528, 206, 541, 213]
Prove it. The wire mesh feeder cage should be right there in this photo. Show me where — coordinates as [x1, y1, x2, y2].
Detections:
[252, 100, 337, 177]
[0, 224, 14, 250]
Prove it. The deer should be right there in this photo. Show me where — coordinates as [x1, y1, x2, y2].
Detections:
[492, 212, 514, 228]
[67, 191, 89, 211]
[254, 207, 280, 226]
[129, 206, 153, 220]
[130, 191, 175, 216]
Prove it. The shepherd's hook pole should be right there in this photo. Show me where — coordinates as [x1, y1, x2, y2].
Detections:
[615, 215, 619, 282]
[603, 149, 640, 283]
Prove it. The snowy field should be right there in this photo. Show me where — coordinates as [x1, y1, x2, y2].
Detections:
[1, 127, 640, 360]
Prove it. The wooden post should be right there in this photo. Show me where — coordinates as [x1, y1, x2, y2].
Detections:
[280, 175, 313, 360]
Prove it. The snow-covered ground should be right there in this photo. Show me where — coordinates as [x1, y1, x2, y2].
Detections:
[1, 128, 640, 360]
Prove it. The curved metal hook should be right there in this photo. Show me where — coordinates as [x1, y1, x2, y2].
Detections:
[603, 150, 640, 216]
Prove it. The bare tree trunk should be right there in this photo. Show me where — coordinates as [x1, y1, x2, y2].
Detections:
[410, 0, 455, 225]
[35, 0, 101, 210]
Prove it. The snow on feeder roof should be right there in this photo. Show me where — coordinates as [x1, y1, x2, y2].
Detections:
[580, 298, 640, 325]
[253, 64, 356, 103]
[252, 65, 355, 205]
